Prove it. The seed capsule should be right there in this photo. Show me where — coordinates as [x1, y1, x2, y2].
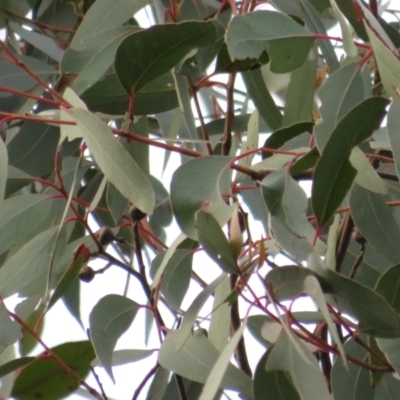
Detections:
[78, 266, 95, 283]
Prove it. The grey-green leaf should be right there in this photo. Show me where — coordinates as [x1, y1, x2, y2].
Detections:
[66, 108, 155, 214]
[89, 294, 139, 382]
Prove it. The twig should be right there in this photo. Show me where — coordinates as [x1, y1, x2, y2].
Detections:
[132, 363, 159, 400]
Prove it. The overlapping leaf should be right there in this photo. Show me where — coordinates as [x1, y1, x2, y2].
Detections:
[226, 11, 314, 73]
[67, 108, 155, 214]
[170, 156, 234, 240]
[312, 97, 389, 227]
[115, 21, 217, 94]
[158, 330, 253, 398]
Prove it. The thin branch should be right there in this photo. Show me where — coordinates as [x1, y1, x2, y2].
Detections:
[132, 363, 159, 400]
[10, 313, 103, 400]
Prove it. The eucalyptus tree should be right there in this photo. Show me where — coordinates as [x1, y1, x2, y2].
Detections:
[0, 0, 399, 399]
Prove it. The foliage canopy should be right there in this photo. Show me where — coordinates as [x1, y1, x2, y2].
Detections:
[0, 0, 400, 399]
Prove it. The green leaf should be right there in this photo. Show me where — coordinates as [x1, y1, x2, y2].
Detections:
[350, 184, 400, 264]
[47, 253, 88, 312]
[8, 122, 59, 177]
[236, 109, 259, 178]
[66, 108, 155, 214]
[151, 249, 193, 310]
[61, 26, 137, 94]
[377, 337, 400, 377]
[0, 139, 7, 223]
[91, 349, 155, 368]
[68, 0, 150, 49]
[375, 264, 400, 313]
[9, 22, 63, 62]
[0, 302, 22, 346]
[312, 97, 389, 227]
[261, 170, 324, 261]
[364, 19, 400, 105]
[0, 56, 56, 96]
[265, 266, 317, 301]
[11, 341, 95, 400]
[158, 330, 253, 399]
[302, 276, 347, 366]
[265, 331, 332, 400]
[0, 226, 59, 299]
[375, 373, 400, 399]
[81, 71, 178, 116]
[387, 101, 400, 180]
[147, 366, 170, 400]
[196, 211, 238, 274]
[0, 357, 35, 379]
[350, 147, 387, 194]
[282, 44, 317, 126]
[242, 69, 282, 131]
[208, 276, 231, 352]
[89, 294, 139, 382]
[115, 21, 217, 94]
[263, 122, 314, 159]
[226, 11, 314, 73]
[254, 350, 300, 400]
[199, 320, 247, 400]
[331, 338, 376, 400]
[322, 269, 400, 338]
[170, 156, 234, 240]
[299, 0, 340, 72]
[175, 274, 226, 351]
[314, 62, 371, 151]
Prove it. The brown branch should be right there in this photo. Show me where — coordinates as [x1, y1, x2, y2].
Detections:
[222, 73, 236, 156]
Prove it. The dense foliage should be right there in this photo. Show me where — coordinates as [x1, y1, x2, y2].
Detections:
[0, 0, 400, 398]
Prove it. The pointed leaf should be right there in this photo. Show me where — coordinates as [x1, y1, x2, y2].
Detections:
[0, 226, 59, 299]
[67, 108, 155, 214]
[314, 62, 371, 151]
[242, 69, 282, 131]
[89, 294, 139, 381]
[199, 320, 247, 400]
[263, 122, 314, 159]
[175, 274, 226, 351]
[115, 21, 217, 94]
[312, 97, 389, 227]
[151, 249, 193, 310]
[350, 184, 400, 264]
[91, 349, 154, 368]
[196, 211, 238, 274]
